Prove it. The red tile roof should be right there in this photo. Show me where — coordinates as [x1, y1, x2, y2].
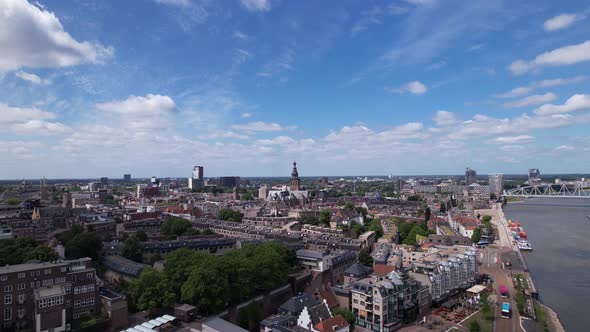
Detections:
[314, 315, 349, 332]
[373, 264, 395, 276]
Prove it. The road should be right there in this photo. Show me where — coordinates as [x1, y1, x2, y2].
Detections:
[476, 204, 523, 332]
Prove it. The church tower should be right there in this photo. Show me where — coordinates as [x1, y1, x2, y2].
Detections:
[289, 161, 301, 191]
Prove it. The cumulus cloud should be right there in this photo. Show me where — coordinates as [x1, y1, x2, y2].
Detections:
[432, 110, 459, 126]
[509, 40, 590, 75]
[240, 0, 271, 12]
[232, 121, 291, 132]
[15, 71, 49, 85]
[495, 87, 533, 99]
[0, 103, 55, 124]
[553, 145, 574, 152]
[0, 0, 114, 71]
[387, 81, 427, 95]
[96, 94, 176, 115]
[492, 135, 534, 144]
[207, 130, 250, 140]
[543, 13, 583, 31]
[233, 31, 248, 40]
[534, 94, 590, 115]
[503, 93, 557, 108]
[12, 120, 71, 135]
[241, 112, 252, 119]
[495, 76, 586, 98]
[256, 136, 296, 145]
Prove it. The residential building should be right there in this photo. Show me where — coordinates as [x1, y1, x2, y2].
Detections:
[464, 168, 477, 185]
[488, 173, 504, 196]
[297, 250, 331, 272]
[0, 258, 99, 331]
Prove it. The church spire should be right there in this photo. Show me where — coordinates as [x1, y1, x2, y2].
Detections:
[289, 161, 301, 191]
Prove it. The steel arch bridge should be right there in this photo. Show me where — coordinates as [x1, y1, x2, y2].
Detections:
[503, 182, 590, 198]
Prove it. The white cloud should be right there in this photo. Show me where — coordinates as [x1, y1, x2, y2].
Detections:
[15, 70, 49, 85]
[233, 49, 252, 66]
[240, 0, 271, 12]
[402, 0, 437, 6]
[12, 120, 71, 135]
[0, 103, 54, 123]
[96, 94, 176, 115]
[257, 48, 295, 79]
[0, 0, 114, 71]
[503, 93, 557, 108]
[509, 40, 590, 75]
[232, 121, 291, 132]
[387, 81, 427, 95]
[233, 31, 248, 40]
[207, 130, 250, 140]
[553, 145, 574, 151]
[536, 75, 586, 88]
[432, 110, 459, 126]
[256, 136, 296, 145]
[351, 7, 383, 37]
[152, 0, 193, 7]
[495, 76, 586, 99]
[241, 112, 252, 119]
[543, 13, 583, 31]
[534, 94, 590, 115]
[494, 87, 533, 99]
[492, 135, 534, 144]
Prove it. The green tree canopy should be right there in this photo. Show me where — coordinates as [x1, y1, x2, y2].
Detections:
[135, 230, 148, 241]
[319, 210, 331, 226]
[471, 227, 482, 243]
[469, 321, 481, 332]
[65, 232, 102, 260]
[130, 267, 176, 314]
[357, 247, 373, 267]
[218, 208, 242, 222]
[122, 236, 143, 262]
[161, 216, 194, 237]
[0, 238, 58, 266]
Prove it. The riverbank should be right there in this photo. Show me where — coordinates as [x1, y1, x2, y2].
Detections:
[501, 201, 569, 332]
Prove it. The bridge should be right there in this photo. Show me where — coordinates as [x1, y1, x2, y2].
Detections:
[503, 182, 590, 198]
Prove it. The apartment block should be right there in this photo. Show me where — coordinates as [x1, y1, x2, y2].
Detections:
[0, 258, 99, 332]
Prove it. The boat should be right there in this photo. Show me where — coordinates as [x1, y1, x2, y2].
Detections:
[517, 240, 533, 251]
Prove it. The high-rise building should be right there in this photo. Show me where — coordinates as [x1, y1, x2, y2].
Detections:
[289, 161, 301, 191]
[100, 177, 109, 185]
[258, 186, 269, 200]
[465, 168, 477, 185]
[192, 166, 204, 181]
[528, 168, 540, 184]
[218, 176, 240, 187]
[123, 174, 131, 182]
[488, 173, 504, 195]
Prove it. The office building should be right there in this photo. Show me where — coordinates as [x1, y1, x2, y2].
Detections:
[100, 177, 109, 185]
[0, 258, 99, 331]
[123, 174, 131, 182]
[488, 173, 504, 196]
[464, 168, 477, 185]
[528, 168, 540, 184]
[218, 176, 240, 187]
[192, 166, 204, 181]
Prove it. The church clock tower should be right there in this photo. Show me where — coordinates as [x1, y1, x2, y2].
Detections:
[289, 161, 301, 191]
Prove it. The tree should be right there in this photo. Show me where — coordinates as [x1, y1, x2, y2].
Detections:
[439, 202, 447, 213]
[136, 230, 148, 241]
[130, 267, 176, 314]
[150, 253, 162, 265]
[240, 193, 253, 201]
[4, 198, 21, 205]
[469, 321, 481, 332]
[344, 202, 355, 210]
[332, 308, 356, 329]
[366, 219, 383, 238]
[424, 207, 431, 223]
[471, 227, 482, 243]
[161, 216, 194, 237]
[122, 236, 143, 262]
[357, 247, 373, 267]
[319, 210, 331, 226]
[65, 232, 102, 260]
[218, 208, 242, 222]
[0, 238, 58, 266]
[181, 257, 229, 314]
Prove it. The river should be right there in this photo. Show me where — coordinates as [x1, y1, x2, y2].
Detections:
[503, 198, 590, 332]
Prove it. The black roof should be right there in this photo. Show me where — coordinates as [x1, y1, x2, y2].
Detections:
[279, 293, 320, 316]
[343, 263, 373, 277]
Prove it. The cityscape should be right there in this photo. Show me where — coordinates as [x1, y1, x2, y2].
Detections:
[1, 1, 590, 332]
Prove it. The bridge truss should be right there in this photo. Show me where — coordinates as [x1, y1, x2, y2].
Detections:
[503, 182, 590, 198]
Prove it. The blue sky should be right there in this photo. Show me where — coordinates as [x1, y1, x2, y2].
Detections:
[1, 0, 590, 178]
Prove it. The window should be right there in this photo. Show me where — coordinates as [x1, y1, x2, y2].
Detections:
[74, 287, 79, 295]
[4, 295, 12, 305]
[86, 273, 94, 280]
[44, 269, 52, 275]
[17, 294, 25, 304]
[42, 279, 53, 286]
[39, 299, 47, 308]
[35, 281, 40, 287]
[0, 275, 7, 282]
[17, 308, 24, 319]
[65, 286, 71, 294]
[4, 308, 11, 321]
[56, 296, 63, 305]
[17, 273, 25, 279]
[17, 283, 25, 291]
[55, 277, 66, 284]
[4, 285, 12, 292]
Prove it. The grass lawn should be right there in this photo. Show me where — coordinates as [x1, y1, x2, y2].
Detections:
[462, 308, 495, 332]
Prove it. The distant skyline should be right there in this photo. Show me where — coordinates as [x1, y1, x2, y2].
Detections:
[1, 0, 590, 178]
